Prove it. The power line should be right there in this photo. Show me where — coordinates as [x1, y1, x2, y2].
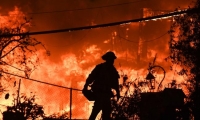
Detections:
[119, 31, 168, 43]
[0, 8, 197, 37]
[144, 32, 169, 42]
[1, 0, 148, 16]
[1, 70, 82, 91]
[0, 60, 25, 72]
[22, 0, 149, 15]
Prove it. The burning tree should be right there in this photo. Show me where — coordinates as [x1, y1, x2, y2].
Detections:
[168, 0, 200, 119]
[0, 7, 48, 120]
[0, 7, 48, 93]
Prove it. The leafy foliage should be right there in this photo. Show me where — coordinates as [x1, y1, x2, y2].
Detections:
[168, 0, 200, 119]
[3, 94, 44, 120]
[110, 77, 141, 120]
[43, 111, 69, 120]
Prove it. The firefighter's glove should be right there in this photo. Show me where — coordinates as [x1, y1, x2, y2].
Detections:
[117, 94, 120, 101]
[83, 84, 88, 91]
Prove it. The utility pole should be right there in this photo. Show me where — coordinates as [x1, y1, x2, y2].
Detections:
[16, 79, 21, 105]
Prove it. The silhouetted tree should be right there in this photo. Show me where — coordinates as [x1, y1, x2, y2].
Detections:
[0, 7, 48, 94]
[111, 77, 141, 120]
[3, 93, 44, 120]
[43, 111, 69, 120]
[168, 0, 200, 119]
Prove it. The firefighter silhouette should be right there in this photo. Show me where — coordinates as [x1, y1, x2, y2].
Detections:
[83, 51, 120, 120]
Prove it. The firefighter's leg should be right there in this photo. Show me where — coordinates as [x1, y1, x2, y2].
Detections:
[102, 98, 112, 120]
[89, 100, 102, 120]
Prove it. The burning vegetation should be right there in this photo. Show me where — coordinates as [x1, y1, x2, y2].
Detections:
[0, 0, 199, 120]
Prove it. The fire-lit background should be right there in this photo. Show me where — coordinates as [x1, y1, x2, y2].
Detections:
[0, 0, 195, 119]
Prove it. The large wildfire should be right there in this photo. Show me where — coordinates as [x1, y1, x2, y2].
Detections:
[0, 0, 195, 119]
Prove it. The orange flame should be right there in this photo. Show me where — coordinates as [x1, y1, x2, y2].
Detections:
[0, 4, 191, 119]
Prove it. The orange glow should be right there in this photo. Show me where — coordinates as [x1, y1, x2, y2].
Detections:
[0, 1, 194, 119]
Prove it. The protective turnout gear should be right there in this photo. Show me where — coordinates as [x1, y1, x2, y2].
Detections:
[101, 51, 117, 60]
[82, 51, 120, 120]
[84, 62, 120, 98]
[82, 84, 95, 101]
[83, 57, 120, 120]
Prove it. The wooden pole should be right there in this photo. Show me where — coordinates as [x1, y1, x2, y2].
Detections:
[70, 88, 72, 120]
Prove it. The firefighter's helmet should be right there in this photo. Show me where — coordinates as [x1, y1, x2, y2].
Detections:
[101, 51, 117, 60]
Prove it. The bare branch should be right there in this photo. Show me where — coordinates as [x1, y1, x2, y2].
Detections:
[0, 43, 21, 59]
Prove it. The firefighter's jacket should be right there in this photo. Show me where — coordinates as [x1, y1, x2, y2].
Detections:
[85, 62, 120, 98]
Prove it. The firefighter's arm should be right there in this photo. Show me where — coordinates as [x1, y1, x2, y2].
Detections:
[114, 73, 120, 100]
[84, 74, 94, 89]
[83, 66, 98, 90]
[113, 74, 120, 100]
[116, 81, 120, 100]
